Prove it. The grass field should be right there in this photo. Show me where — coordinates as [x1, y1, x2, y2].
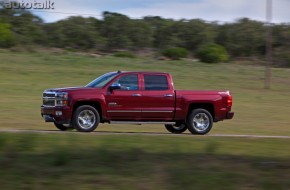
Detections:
[0, 133, 290, 189]
[0, 49, 290, 189]
[0, 49, 290, 135]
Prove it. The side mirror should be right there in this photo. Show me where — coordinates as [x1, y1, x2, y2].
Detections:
[109, 83, 121, 92]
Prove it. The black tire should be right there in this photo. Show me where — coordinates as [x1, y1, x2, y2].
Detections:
[187, 109, 213, 135]
[72, 105, 100, 132]
[54, 122, 72, 131]
[165, 123, 187, 134]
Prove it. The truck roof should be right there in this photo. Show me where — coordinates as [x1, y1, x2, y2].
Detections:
[118, 71, 169, 75]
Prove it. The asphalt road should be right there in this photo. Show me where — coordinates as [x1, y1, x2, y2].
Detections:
[0, 129, 290, 139]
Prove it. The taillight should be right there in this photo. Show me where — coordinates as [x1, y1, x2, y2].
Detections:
[227, 95, 232, 107]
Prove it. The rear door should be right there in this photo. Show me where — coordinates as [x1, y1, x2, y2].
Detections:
[140, 74, 175, 120]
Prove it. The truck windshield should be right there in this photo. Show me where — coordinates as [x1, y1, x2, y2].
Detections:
[86, 72, 118, 88]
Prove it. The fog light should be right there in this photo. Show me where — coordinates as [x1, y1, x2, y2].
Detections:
[55, 111, 62, 116]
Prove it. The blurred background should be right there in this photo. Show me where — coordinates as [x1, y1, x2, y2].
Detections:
[0, 0, 290, 189]
[0, 0, 289, 67]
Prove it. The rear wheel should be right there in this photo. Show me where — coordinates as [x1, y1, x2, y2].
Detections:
[187, 109, 213, 135]
[72, 105, 100, 132]
[165, 123, 187, 134]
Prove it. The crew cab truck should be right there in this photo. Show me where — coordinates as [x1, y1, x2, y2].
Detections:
[41, 71, 234, 135]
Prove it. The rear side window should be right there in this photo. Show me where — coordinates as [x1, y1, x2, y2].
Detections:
[144, 75, 169, 90]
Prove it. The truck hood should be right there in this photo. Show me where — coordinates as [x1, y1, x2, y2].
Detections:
[45, 87, 102, 93]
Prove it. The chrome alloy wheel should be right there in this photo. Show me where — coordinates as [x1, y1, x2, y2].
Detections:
[192, 113, 210, 132]
[77, 110, 96, 129]
[172, 123, 186, 130]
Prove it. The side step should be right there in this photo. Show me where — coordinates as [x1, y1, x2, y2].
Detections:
[110, 121, 175, 125]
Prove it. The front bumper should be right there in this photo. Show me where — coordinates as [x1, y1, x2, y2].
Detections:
[41, 106, 72, 124]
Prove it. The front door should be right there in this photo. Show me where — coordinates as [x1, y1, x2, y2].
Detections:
[105, 74, 141, 120]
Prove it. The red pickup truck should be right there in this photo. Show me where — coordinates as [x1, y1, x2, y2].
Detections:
[41, 71, 234, 134]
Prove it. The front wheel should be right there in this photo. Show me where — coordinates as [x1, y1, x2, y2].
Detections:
[187, 109, 213, 135]
[72, 105, 100, 132]
[54, 122, 73, 131]
[165, 123, 187, 134]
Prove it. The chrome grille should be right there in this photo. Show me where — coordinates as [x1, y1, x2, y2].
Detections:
[43, 92, 55, 98]
[43, 99, 55, 107]
[43, 91, 56, 107]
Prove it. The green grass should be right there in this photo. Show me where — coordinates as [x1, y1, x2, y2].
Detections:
[0, 49, 290, 189]
[1, 49, 290, 135]
[0, 133, 289, 190]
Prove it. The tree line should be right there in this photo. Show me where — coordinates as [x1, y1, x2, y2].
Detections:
[0, 8, 289, 66]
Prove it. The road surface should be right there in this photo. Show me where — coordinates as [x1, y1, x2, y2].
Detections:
[0, 129, 290, 139]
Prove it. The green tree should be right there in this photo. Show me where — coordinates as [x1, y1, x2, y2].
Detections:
[44, 16, 105, 49]
[216, 18, 265, 57]
[144, 17, 216, 52]
[0, 8, 45, 45]
[272, 24, 290, 47]
[0, 22, 15, 47]
[129, 20, 153, 49]
[173, 19, 216, 51]
[61, 17, 99, 49]
[196, 44, 229, 63]
[162, 47, 188, 60]
[144, 16, 176, 49]
[102, 11, 132, 49]
[43, 22, 66, 48]
[272, 24, 290, 67]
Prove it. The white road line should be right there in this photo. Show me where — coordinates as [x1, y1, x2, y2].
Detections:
[210, 134, 290, 139]
[0, 129, 290, 139]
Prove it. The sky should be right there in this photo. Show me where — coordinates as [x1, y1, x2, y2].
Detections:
[5, 0, 290, 23]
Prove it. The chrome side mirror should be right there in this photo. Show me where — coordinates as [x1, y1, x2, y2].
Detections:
[109, 83, 121, 92]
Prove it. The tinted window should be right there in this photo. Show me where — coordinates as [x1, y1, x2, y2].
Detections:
[144, 75, 169, 90]
[112, 74, 139, 90]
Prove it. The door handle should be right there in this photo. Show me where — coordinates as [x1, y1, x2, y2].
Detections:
[132, 94, 141, 97]
[164, 94, 173, 97]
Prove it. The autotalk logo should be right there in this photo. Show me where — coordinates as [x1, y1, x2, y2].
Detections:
[0, 0, 55, 10]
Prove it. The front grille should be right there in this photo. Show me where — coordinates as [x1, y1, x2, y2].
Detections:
[43, 99, 55, 107]
[43, 92, 55, 98]
[43, 91, 56, 107]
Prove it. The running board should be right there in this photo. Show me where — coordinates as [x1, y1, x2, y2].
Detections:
[110, 121, 175, 125]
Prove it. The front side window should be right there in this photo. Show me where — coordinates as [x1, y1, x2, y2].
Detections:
[144, 75, 169, 90]
[112, 74, 139, 90]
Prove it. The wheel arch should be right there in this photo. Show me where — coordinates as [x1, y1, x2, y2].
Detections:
[72, 101, 103, 121]
[187, 103, 215, 120]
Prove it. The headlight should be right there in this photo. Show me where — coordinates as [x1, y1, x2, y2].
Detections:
[55, 92, 69, 106]
[55, 92, 68, 99]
